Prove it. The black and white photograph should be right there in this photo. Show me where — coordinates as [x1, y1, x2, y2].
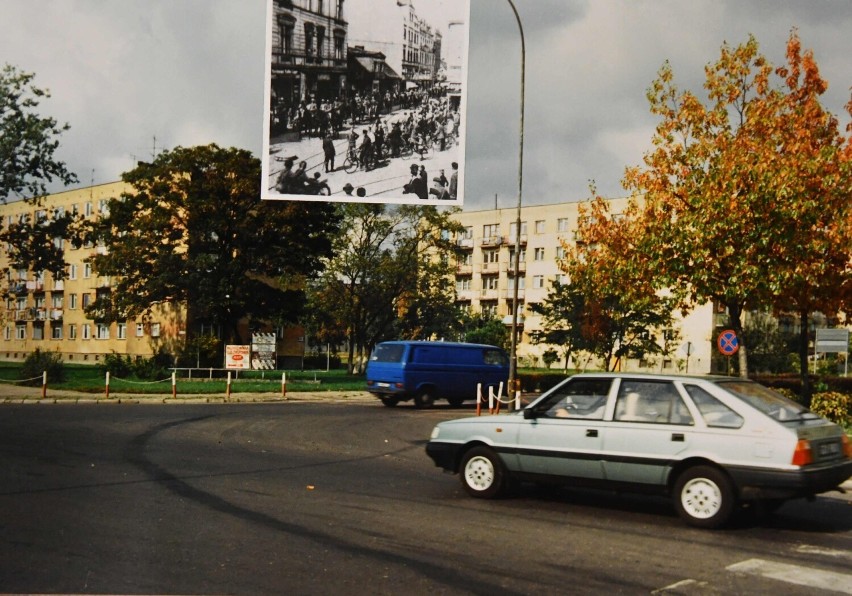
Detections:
[261, 0, 470, 204]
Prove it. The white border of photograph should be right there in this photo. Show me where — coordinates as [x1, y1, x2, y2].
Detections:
[261, 0, 470, 205]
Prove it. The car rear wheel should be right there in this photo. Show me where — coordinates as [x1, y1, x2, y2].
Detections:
[379, 396, 399, 407]
[414, 389, 436, 409]
[447, 396, 464, 408]
[674, 465, 734, 528]
[460, 446, 505, 499]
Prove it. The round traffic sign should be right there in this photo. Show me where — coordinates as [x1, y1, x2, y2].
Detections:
[717, 330, 739, 356]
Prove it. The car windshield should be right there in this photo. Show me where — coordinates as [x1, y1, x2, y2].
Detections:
[714, 380, 815, 422]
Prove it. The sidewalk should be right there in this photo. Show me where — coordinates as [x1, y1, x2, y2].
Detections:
[0, 383, 376, 405]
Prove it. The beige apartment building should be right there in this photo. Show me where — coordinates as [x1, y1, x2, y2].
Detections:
[449, 200, 717, 374]
[0, 182, 183, 364]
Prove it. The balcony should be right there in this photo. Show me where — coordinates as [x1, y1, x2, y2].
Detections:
[456, 264, 473, 275]
[481, 262, 501, 274]
[503, 290, 526, 301]
[505, 234, 528, 246]
[456, 290, 474, 301]
[480, 289, 500, 300]
[51, 309, 63, 321]
[505, 262, 526, 275]
[456, 238, 474, 249]
[15, 309, 33, 321]
[53, 280, 64, 291]
[480, 236, 502, 248]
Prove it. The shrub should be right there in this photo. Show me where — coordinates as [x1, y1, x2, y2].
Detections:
[133, 349, 172, 380]
[101, 352, 133, 378]
[810, 391, 851, 426]
[21, 348, 65, 385]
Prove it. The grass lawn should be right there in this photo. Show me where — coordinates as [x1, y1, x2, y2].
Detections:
[0, 362, 367, 395]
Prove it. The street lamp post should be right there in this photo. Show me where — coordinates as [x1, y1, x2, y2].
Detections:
[506, 0, 525, 410]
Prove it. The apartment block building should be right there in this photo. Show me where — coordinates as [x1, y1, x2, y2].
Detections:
[0, 182, 182, 364]
[449, 200, 717, 374]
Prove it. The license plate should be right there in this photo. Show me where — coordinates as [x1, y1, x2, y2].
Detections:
[376, 382, 390, 388]
[818, 442, 839, 457]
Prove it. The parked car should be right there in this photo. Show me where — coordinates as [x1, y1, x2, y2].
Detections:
[425, 372, 852, 528]
[366, 341, 509, 408]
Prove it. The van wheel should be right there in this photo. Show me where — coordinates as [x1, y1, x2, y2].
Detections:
[380, 396, 399, 407]
[414, 389, 435, 409]
[674, 465, 734, 528]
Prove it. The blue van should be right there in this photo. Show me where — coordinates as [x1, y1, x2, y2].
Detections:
[365, 341, 510, 408]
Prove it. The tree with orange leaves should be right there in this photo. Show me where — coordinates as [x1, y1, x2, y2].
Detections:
[623, 31, 852, 392]
[532, 190, 677, 372]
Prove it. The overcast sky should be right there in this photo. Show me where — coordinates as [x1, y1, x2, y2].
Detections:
[2, 0, 852, 210]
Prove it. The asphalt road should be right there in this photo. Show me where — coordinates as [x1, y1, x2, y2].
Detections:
[1, 400, 850, 595]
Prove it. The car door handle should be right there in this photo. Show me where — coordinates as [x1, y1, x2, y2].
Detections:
[671, 433, 685, 442]
[586, 429, 598, 438]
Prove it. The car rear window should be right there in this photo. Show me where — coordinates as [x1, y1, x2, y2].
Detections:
[714, 380, 813, 422]
[370, 344, 405, 363]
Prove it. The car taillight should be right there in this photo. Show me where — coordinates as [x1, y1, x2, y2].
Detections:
[842, 435, 852, 460]
[791, 439, 813, 466]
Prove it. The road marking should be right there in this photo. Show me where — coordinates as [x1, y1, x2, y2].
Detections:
[796, 545, 852, 561]
[727, 558, 852, 594]
[652, 578, 706, 593]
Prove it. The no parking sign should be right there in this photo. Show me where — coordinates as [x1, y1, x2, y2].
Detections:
[717, 330, 739, 356]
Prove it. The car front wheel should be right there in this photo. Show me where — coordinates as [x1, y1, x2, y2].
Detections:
[674, 465, 735, 528]
[460, 446, 506, 499]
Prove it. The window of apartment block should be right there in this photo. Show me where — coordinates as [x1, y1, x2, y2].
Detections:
[98, 199, 109, 215]
[16, 324, 26, 340]
[32, 324, 44, 340]
[483, 223, 499, 239]
[51, 324, 63, 340]
[557, 217, 570, 232]
[151, 322, 161, 338]
[461, 226, 473, 240]
[82, 324, 91, 340]
[97, 324, 110, 340]
[51, 295, 63, 308]
[136, 323, 144, 337]
[533, 275, 545, 289]
[15, 297, 26, 311]
[481, 302, 498, 317]
[69, 264, 77, 280]
[456, 278, 471, 291]
[507, 276, 525, 290]
[535, 220, 545, 234]
[556, 245, 566, 259]
[508, 248, 526, 262]
[482, 249, 499, 264]
[69, 324, 77, 340]
[482, 276, 499, 291]
[83, 263, 92, 278]
[458, 252, 472, 266]
[69, 294, 77, 309]
[534, 247, 545, 261]
[85, 202, 93, 217]
[117, 323, 127, 340]
[557, 274, 569, 285]
[509, 221, 527, 238]
[4, 325, 10, 340]
[82, 293, 91, 308]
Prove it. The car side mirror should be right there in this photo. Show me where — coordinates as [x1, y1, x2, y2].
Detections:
[523, 409, 538, 420]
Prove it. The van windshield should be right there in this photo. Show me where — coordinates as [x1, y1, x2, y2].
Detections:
[371, 344, 405, 363]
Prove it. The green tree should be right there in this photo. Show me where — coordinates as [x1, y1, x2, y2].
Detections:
[624, 32, 852, 386]
[0, 64, 78, 282]
[463, 313, 510, 351]
[0, 64, 77, 202]
[81, 144, 340, 343]
[309, 204, 463, 372]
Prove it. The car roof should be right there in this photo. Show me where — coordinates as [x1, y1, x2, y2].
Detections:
[376, 340, 502, 349]
[567, 372, 744, 384]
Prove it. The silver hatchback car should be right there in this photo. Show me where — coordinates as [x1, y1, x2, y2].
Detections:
[425, 373, 852, 528]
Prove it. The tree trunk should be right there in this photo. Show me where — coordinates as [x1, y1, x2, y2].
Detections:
[798, 309, 812, 408]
